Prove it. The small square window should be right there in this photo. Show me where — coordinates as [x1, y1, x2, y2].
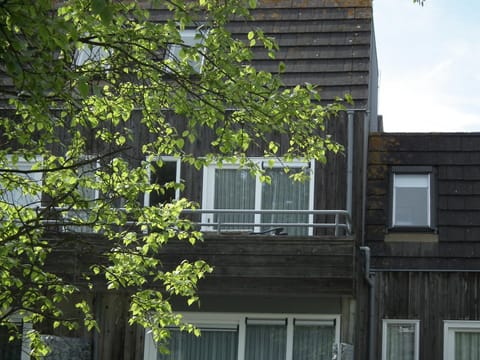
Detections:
[390, 167, 435, 230]
[74, 44, 110, 67]
[382, 319, 419, 360]
[166, 29, 207, 73]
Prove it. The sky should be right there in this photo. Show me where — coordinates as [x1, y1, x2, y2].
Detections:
[373, 0, 480, 132]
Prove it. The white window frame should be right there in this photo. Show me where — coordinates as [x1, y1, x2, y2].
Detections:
[382, 319, 420, 360]
[166, 28, 207, 73]
[144, 312, 340, 360]
[1, 156, 42, 208]
[391, 170, 432, 229]
[74, 43, 110, 67]
[144, 156, 181, 206]
[444, 320, 480, 360]
[63, 157, 100, 233]
[1, 314, 32, 360]
[201, 158, 315, 234]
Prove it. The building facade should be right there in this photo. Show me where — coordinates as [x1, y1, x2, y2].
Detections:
[366, 133, 480, 360]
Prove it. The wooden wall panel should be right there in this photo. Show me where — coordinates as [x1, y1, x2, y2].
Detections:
[366, 133, 480, 268]
[374, 272, 480, 360]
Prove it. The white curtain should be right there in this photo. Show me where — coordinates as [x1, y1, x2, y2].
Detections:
[385, 323, 415, 360]
[293, 324, 334, 360]
[245, 324, 287, 360]
[454, 331, 480, 360]
[214, 169, 255, 230]
[157, 329, 238, 360]
[262, 168, 309, 236]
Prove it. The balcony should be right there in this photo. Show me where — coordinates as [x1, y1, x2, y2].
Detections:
[183, 208, 352, 237]
[40, 207, 356, 297]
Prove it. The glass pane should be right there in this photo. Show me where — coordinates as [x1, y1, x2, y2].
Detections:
[385, 323, 416, 360]
[455, 331, 480, 360]
[394, 187, 429, 226]
[150, 161, 178, 206]
[245, 324, 287, 360]
[214, 169, 255, 230]
[293, 324, 334, 360]
[158, 329, 238, 360]
[0, 161, 42, 207]
[0, 323, 22, 360]
[261, 168, 309, 236]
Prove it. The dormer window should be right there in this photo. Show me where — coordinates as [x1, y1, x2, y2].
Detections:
[390, 166, 435, 230]
[166, 29, 207, 73]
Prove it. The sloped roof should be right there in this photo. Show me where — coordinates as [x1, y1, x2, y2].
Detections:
[148, 0, 375, 106]
[231, 0, 375, 105]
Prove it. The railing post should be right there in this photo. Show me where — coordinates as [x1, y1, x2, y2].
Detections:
[334, 213, 340, 237]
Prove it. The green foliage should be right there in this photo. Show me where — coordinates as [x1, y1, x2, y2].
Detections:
[0, 0, 346, 356]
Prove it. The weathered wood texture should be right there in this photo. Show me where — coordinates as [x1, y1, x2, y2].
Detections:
[374, 271, 480, 360]
[162, 234, 356, 296]
[44, 233, 356, 297]
[148, 0, 374, 106]
[366, 133, 480, 269]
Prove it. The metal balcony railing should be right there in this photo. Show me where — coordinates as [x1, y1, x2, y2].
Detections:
[182, 209, 352, 236]
[33, 207, 352, 237]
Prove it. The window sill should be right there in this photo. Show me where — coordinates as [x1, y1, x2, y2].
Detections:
[385, 232, 439, 243]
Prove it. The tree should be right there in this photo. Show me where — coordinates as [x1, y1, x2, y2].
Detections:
[0, 0, 344, 356]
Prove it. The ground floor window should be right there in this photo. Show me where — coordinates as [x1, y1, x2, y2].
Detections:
[144, 313, 339, 360]
[0, 315, 31, 360]
[444, 321, 480, 360]
[382, 319, 419, 360]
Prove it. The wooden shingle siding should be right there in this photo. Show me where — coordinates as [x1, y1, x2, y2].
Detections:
[149, 0, 373, 105]
[160, 236, 356, 296]
[366, 133, 480, 269]
[375, 271, 480, 360]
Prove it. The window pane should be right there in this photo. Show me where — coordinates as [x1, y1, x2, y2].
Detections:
[0, 323, 22, 360]
[0, 160, 42, 207]
[385, 323, 416, 360]
[293, 324, 334, 360]
[455, 331, 480, 360]
[262, 168, 309, 236]
[214, 169, 255, 230]
[245, 324, 287, 360]
[150, 161, 178, 206]
[394, 174, 429, 227]
[158, 329, 238, 360]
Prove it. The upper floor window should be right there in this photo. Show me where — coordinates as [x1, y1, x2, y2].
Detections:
[166, 29, 207, 73]
[390, 166, 435, 230]
[382, 319, 419, 360]
[202, 159, 314, 235]
[144, 157, 181, 206]
[0, 156, 42, 208]
[144, 312, 339, 360]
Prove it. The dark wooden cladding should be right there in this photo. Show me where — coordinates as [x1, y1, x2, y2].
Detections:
[366, 133, 480, 269]
[148, 0, 373, 105]
[162, 234, 356, 296]
[374, 271, 480, 360]
[44, 233, 356, 296]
